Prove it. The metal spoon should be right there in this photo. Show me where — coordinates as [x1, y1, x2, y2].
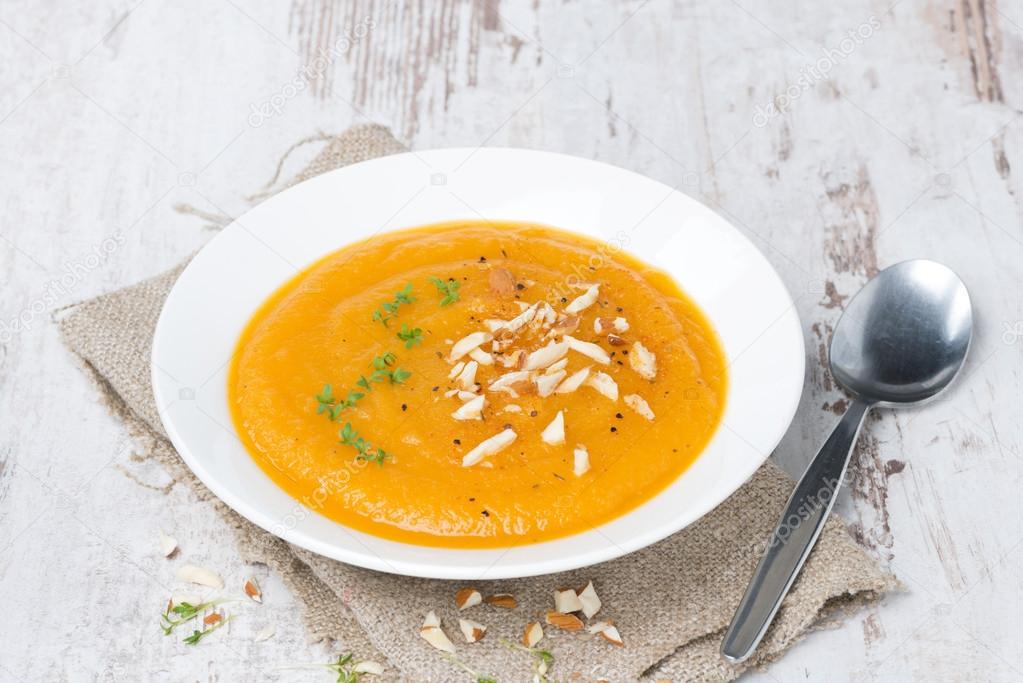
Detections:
[720, 259, 973, 663]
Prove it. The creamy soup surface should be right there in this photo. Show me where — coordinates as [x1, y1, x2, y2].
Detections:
[229, 221, 727, 548]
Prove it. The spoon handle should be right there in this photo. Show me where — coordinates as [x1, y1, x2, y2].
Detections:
[720, 398, 872, 663]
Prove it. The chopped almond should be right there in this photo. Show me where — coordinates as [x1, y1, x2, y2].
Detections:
[545, 358, 568, 374]
[564, 284, 599, 314]
[538, 302, 557, 326]
[623, 393, 655, 420]
[244, 577, 263, 603]
[203, 612, 223, 626]
[175, 564, 223, 589]
[554, 588, 584, 613]
[489, 267, 517, 296]
[503, 404, 523, 413]
[454, 360, 479, 391]
[499, 349, 525, 368]
[545, 611, 584, 631]
[573, 445, 590, 477]
[607, 333, 627, 346]
[469, 347, 494, 366]
[489, 370, 532, 395]
[420, 611, 456, 653]
[456, 587, 483, 610]
[448, 361, 466, 379]
[540, 410, 566, 446]
[459, 618, 487, 643]
[353, 661, 385, 674]
[484, 593, 518, 609]
[587, 620, 613, 634]
[535, 370, 566, 398]
[446, 388, 480, 401]
[578, 581, 601, 618]
[452, 394, 486, 421]
[548, 314, 581, 337]
[503, 302, 539, 334]
[555, 366, 591, 394]
[599, 624, 624, 646]
[564, 336, 611, 365]
[523, 340, 569, 370]
[462, 428, 517, 466]
[594, 317, 630, 334]
[585, 372, 619, 401]
[523, 621, 544, 647]
[158, 531, 177, 558]
[450, 331, 492, 362]
[629, 341, 657, 380]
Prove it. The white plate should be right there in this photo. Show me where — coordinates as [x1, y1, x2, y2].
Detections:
[152, 148, 804, 579]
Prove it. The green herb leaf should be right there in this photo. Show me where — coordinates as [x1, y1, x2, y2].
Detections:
[160, 599, 231, 644]
[373, 283, 415, 326]
[397, 324, 423, 349]
[339, 424, 391, 466]
[182, 615, 231, 646]
[339, 423, 355, 444]
[395, 283, 415, 304]
[326, 652, 367, 682]
[356, 445, 389, 466]
[429, 276, 461, 306]
[498, 638, 553, 680]
[372, 352, 397, 370]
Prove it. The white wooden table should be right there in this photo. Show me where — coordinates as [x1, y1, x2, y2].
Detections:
[2, 1, 1021, 680]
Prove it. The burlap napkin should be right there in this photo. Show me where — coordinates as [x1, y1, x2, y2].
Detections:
[58, 123, 895, 682]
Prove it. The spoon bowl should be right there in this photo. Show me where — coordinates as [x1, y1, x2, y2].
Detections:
[722, 259, 973, 663]
[830, 260, 973, 404]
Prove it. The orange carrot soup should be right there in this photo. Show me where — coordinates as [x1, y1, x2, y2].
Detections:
[228, 222, 726, 548]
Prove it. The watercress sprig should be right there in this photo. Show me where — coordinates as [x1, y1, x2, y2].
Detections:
[396, 323, 423, 349]
[161, 599, 233, 645]
[316, 384, 365, 420]
[500, 638, 553, 681]
[326, 653, 374, 682]
[182, 614, 232, 645]
[317, 354, 410, 419]
[372, 283, 415, 327]
[339, 422, 390, 466]
[354, 354, 411, 392]
[429, 276, 460, 306]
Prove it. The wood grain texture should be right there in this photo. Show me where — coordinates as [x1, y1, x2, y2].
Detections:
[2, 0, 1022, 680]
